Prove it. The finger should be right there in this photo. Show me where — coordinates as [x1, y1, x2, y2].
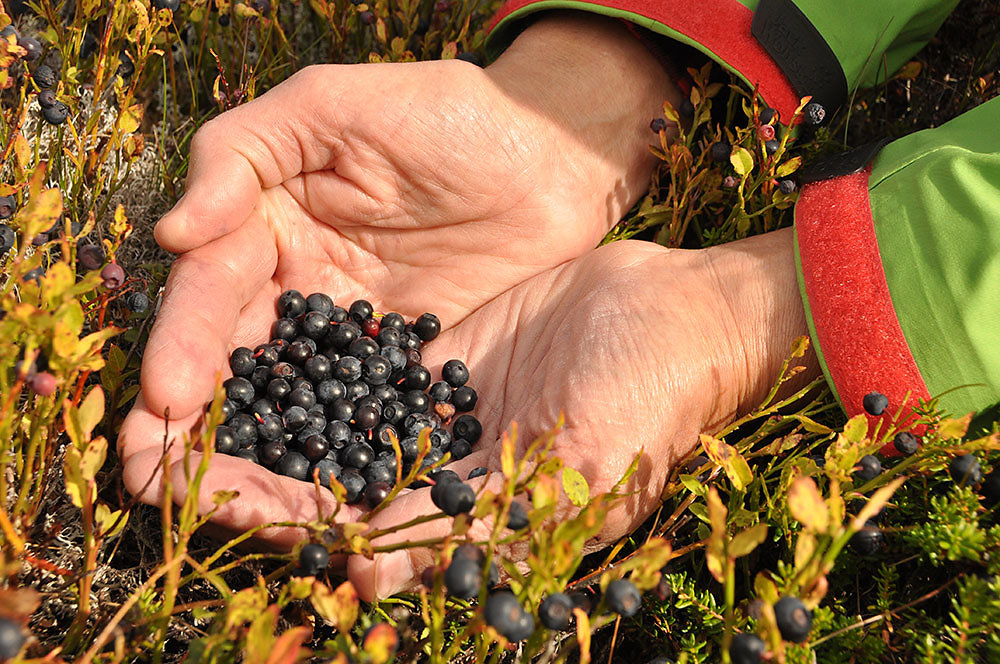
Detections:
[154, 66, 346, 254]
[348, 471, 510, 602]
[141, 215, 278, 421]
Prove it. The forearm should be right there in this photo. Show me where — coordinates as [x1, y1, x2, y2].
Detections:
[484, 11, 682, 231]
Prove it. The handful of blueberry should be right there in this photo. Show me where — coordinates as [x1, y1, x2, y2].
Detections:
[208, 290, 482, 506]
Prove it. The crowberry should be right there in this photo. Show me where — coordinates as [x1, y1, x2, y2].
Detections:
[774, 596, 812, 642]
[605, 579, 641, 617]
[729, 633, 766, 664]
[539, 592, 574, 630]
[855, 454, 882, 482]
[851, 520, 884, 557]
[862, 391, 889, 416]
[893, 431, 919, 455]
[299, 543, 330, 576]
[444, 556, 481, 598]
[949, 454, 982, 487]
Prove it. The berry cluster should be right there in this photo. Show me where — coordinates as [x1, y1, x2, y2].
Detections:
[208, 290, 482, 506]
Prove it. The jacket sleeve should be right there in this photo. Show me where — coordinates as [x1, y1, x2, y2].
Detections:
[794, 96, 1000, 430]
[484, 0, 959, 124]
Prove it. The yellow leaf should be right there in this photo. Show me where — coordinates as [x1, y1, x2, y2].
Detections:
[700, 434, 753, 491]
[362, 623, 399, 664]
[851, 477, 905, 530]
[312, 580, 358, 633]
[842, 414, 868, 443]
[117, 103, 143, 135]
[77, 386, 105, 442]
[788, 476, 829, 533]
[938, 413, 972, 440]
[730, 146, 753, 176]
[95, 503, 128, 539]
[794, 531, 817, 569]
[562, 467, 589, 507]
[573, 608, 591, 664]
[532, 473, 559, 510]
[706, 488, 727, 583]
[776, 156, 803, 178]
[754, 571, 779, 604]
[500, 431, 515, 478]
[63, 447, 94, 508]
[729, 523, 768, 558]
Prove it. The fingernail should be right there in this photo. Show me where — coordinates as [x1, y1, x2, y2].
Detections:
[374, 550, 414, 600]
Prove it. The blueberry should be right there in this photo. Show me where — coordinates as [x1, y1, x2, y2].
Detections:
[381, 346, 407, 372]
[315, 379, 346, 404]
[276, 451, 309, 480]
[376, 326, 401, 348]
[0, 197, 15, 220]
[429, 428, 452, 450]
[468, 467, 488, 480]
[22, 266, 44, 283]
[356, 394, 383, 412]
[228, 347, 255, 377]
[484, 591, 533, 641]
[100, 263, 126, 289]
[359, 10, 375, 24]
[764, 139, 780, 156]
[283, 405, 309, 432]
[363, 354, 392, 385]
[949, 454, 982, 487]
[305, 292, 334, 316]
[125, 291, 150, 313]
[855, 454, 882, 483]
[402, 389, 429, 414]
[285, 341, 313, 365]
[342, 441, 374, 469]
[301, 311, 330, 339]
[214, 426, 238, 455]
[257, 413, 284, 442]
[709, 141, 731, 163]
[277, 289, 307, 318]
[451, 438, 472, 459]
[778, 179, 796, 194]
[441, 359, 469, 387]
[253, 344, 279, 367]
[404, 348, 423, 367]
[399, 437, 419, 463]
[340, 469, 366, 503]
[303, 434, 330, 462]
[348, 299, 373, 323]
[402, 365, 431, 391]
[299, 543, 330, 576]
[413, 313, 440, 341]
[219, 399, 237, 423]
[507, 501, 529, 530]
[428, 381, 451, 403]
[329, 320, 362, 348]
[649, 117, 667, 133]
[289, 387, 317, 410]
[310, 458, 341, 488]
[893, 431, 919, 456]
[679, 98, 694, 117]
[223, 376, 255, 408]
[444, 556, 481, 598]
[364, 480, 391, 508]
[32, 63, 57, 88]
[0, 224, 15, 253]
[27, 371, 57, 396]
[19, 35, 41, 61]
[353, 404, 380, 431]
[451, 386, 477, 412]
[42, 100, 69, 125]
[729, 632, 766, 664]
[363, 460, 394, 485]
[453, 414, 482, 443]
[0, 617, 26, 659]
[235, 448, 259, 463]
[371, 383, 398, 403]
[324, 419, 351, 445]
[328, 398, 355, 423]
[802, 101, 826, 125]
[334, 356, 362, 383]
[539, 592, 574, 630]
[774, 596, 812, 642]
[862, 391, 889, 416]
[605, 579, 641, 617]
[260, 441, 287, 466]
[851, 520, 884, 557]
[345, 380, 370, 401]
[382, 400, 408, 425]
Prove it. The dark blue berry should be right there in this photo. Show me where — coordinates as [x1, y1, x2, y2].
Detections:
[778, 179, 796, 194]
[276, 451, 310, 480]
[507, 501, 529, 530]
[851, 520, 884, 557]
[353, 404, 380, 431]
[328, 398, 355, 423]
[363, 354, 392, 385]
[0, 617, 26, 659]
[364, 480, 391, 508]
[277, 290, 306, 318]
[764, 139, 780, 155]
[0, 224, 16, 253]
[468, 467, 488, 480]
[402, 389, 429, 414]
[759, 107, 778, 125]
[32, 64, 57, 88]
[949, 454, 982, 487]
[235, 448, 259, 463]
[774, 596, 812, 642]
[376, 326, 402, 348]
[343, 442, 374, 469]
[348, 336, 379, 359]
[451, 386, 477, 412]
[288, 387, 316, 410]
[229, 347, 256, 377]
[649, 117, 667, 133]
[303, 434, 330, 462]
[340, 469, 366, 502]
[539, 592, 574, 630]
[42, 101, 69, 125]
[305, 292, 334, 316]
[272, 318, 298, 341]
[605, 579, 641, 617]
[380, 401, 407, 426]
[301, 311, 330, 339]
[855, 454, 882, 483]
[429, 381, 451, 403]
[223, 376, 254, 408]
[441, 359, 469, 387]
[334, 356, 362, 383]
[345, 380, 370, 401]
[444, 557, 481, 598]
[363, 460, 394, 485]
[802, 102, 826, 125]
[257, 413, 284, 442]
[329, 321, 362, 348]
[862, 391, 888, 416]
[451, 438, 472, 459]
[729, 633, 766, 664]
[709, 141, 731, 162]
[484, 592, 533, 641]
[348, 299, 373, 323]
[453, 414, 482, 443]
[893, 431, 919, 456]
[311, 458, 341, 488]
[116, 50, 134, 77]
[214, 426, 238, 455]
[260, 441, 287, 466]
[299, 543, 329, 576]
[413, 313, 441, 341]
[283, 405, 309, 432]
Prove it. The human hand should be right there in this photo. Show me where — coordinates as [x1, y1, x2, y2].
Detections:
[119, 12, 680, 538]
[332, 228, 818, 600]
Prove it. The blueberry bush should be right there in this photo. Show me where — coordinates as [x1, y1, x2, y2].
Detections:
[1, 1, 999, 663]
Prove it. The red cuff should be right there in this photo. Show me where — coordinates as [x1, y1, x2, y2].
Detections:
[795, 168, 931, 449]
[488, 0, 801, 122]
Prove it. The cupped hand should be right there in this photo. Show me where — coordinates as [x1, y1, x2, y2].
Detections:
[344, 230, 818, 600]
[119, 13, 679, 535]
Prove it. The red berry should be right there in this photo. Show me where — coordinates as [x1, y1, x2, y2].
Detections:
[757, 124, 776, 142]
[27, 371, 57, 396]
[362, 317, 380, 338]
[101, 263, 126, 289]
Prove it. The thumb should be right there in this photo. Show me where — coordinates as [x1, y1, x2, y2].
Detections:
[154, 66, 343, 254]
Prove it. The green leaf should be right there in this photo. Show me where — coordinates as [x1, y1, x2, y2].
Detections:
[730, 146, 754, 176]
[729, 523, 768, 558]
[776, 156, 802, 178]
[562, 467, 589, 507]
[680, 474, 707, 497]
[842, 414, 868, 443]
[700, 434, 753, 491]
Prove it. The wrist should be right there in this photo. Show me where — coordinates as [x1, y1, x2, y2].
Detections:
[484, 11, 682, 233]
[700, 228, 821, 430]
